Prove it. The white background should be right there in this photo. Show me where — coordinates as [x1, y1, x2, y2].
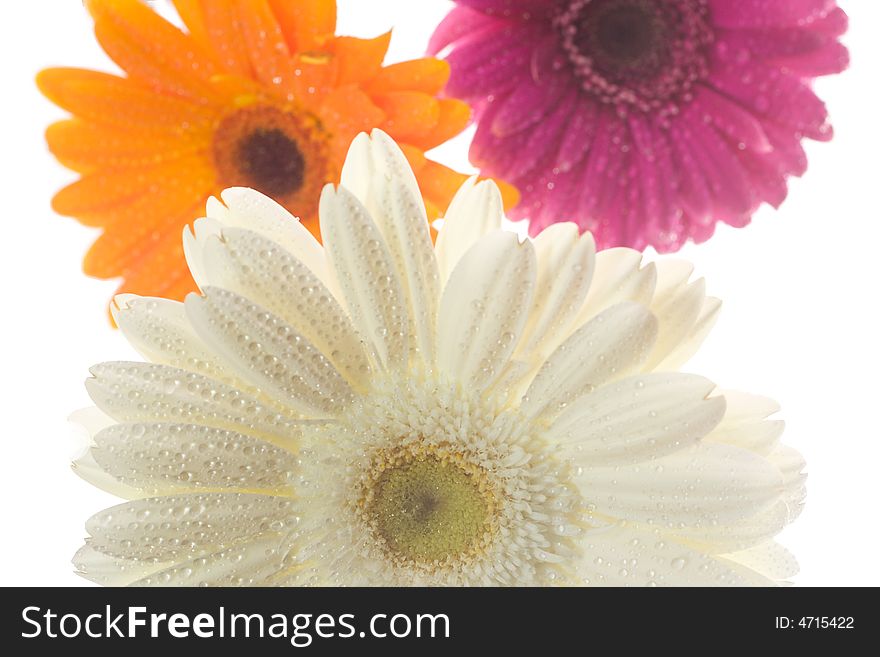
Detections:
[0, 0, 877, 586]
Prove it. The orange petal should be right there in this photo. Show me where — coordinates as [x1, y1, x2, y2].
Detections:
[298, 210, 321, 241]
[268, 0, 336, 53]
[171, 0, 212, 51]
[234, 0, 299, 97]
[398, 144, 428, 173]
[114, 227, 198, 303]
[84, 199, 205, 280]
[54, 166, 185, 220]
[46, 119, 208, 172]
[319, 86, 386, 163]
[366, 58, 450, 96]
[333, 32, 391, 86]
[287, 52, 340, 109]
[416, 159, 521, 217]
[195, 0, 254, 77]
[86, 0, 220, 100]
[58, 156, 216, 231]
[375, 91, 440, 142]
[493, 177, 520, 211]
[75, 153, 215, 227]
[37, 68, 218, 132]
[404, 98, 471, 151]
[414, 159, 467, 219]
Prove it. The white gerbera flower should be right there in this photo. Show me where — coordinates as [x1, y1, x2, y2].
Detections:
[73, 130, 804, 587]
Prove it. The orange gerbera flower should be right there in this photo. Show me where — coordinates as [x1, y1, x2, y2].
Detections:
[38, 0, 517, 305]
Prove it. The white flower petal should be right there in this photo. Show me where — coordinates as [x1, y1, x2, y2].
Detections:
[181, 217, 223, 292]
[721, 542, 799, 581]
[438, 231, 536, 391]
[707, 390, 785, 455]
[577, 443, 784, 525]
[84, 493, 295, 562]
[768, 444, 807, 519]
[575, 525, 774, 586]
[435, 177, 504, 285]
[86, 362, 307, 448]
[189, 226, 373, 389]
[654, 296, 721, 370]
[644, 275, 707, 371]
[112, 294, 235, 385]
[72, 450, 145, 500]
[319, 185, 409, 371]
[652, 259, 695, 297]
[549, 373, 724, 464]
[73, 544, 168, 586]
[521, 302, 658, 421]
[91, 422, 298, 495]
[130, 533, 291, 587]
[341, 130, 440, 362]
[716, 390, 781, 423]
[186, 288, 353, 417]
[575, 248, 657, 324]
[214, 187, 329, 285]
[664, 500, 791, 553]
[515, 224, 596, 364]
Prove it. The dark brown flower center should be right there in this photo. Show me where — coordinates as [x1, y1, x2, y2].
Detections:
[236, 128, 306, 198]
[556, 0, 713, 116]
[594, 3, 664, 67]
[212, 104, 330, 221]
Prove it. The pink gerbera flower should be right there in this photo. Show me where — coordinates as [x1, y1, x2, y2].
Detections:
[430, 0, 849, 251]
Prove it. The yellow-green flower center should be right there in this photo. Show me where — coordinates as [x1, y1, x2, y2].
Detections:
[360, 444, 497, 566]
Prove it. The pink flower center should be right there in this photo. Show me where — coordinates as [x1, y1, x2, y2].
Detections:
[556, 0, 714, 117]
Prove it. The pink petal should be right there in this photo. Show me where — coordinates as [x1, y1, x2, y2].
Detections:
[708, 0, 836, 29]
[456, 0, 560, 18]
[427, 6, 498, 55]
[490, 38, 569, 136]
[556, 97, 601, 172]
[507, 90, 579, 179]
[708, 62, 831, 141]
[691, 85, 772, 153]
[715, 27, 849, 77]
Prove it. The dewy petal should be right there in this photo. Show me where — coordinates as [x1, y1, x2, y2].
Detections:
[71, 409, 146, 500]
[340, 130, 441, 362]
[112, 294, 237, 386]
[86, 362, 307, 448]
[184, 224, 372, 390]
[434, 177, 504, 286]
[653, 296, 722, 371]
[671, 501, 792, 554]
[90, 422, 298, 496]
[721, 542, 799, 581]
[319, 185, 409, 372]
[83, 493, 295, 562]
[577, 443, 784, 526]
[575, 248, 657, 326]
[706, 390, 785, 455]
[521, 303, 658, 421]
[708, 0, 834, 29]
[549, 373, 724, 465]
[185, 287, 354, 417]
[210, 188, 331, 289]
[437, 231, 536, 391]
[130, 533, 292, 587]
[643, 262, 708, 370]
[515, 224, 596, 365]
[73, 544, 168, 586]
[575, 525, 774, 586]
